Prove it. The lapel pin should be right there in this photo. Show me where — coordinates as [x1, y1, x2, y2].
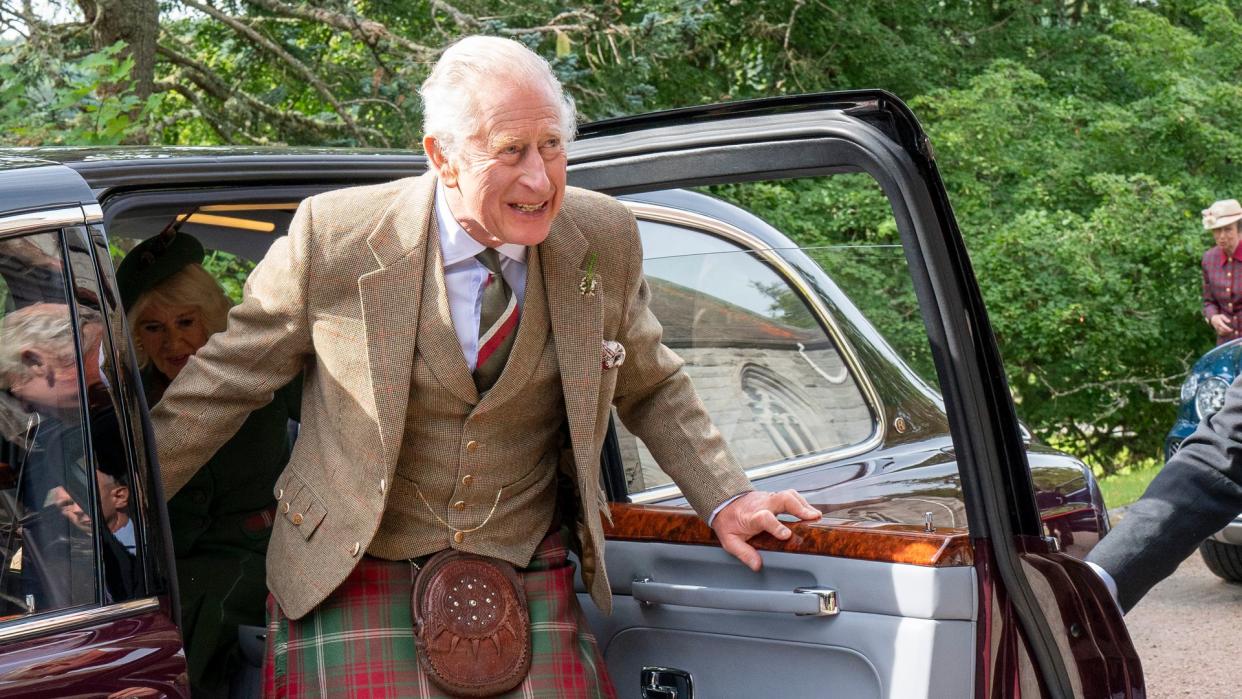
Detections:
[579, 252, 598, 297]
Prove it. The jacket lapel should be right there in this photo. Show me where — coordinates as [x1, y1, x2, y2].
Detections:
[541, 215, 603, 480]
[358, 172, 435, 469]
[417, 220, 481, 406]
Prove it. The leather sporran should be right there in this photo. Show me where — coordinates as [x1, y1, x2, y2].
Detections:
[412, 551, 531, 697]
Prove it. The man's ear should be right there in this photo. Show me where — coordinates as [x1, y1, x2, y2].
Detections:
[20, 349, 47, 377]
[423, 135, 458, 188]
[114, 485, 130, 510]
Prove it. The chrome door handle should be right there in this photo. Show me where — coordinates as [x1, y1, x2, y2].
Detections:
[631, 579, 839, 616]
[642, 667, 692, 699]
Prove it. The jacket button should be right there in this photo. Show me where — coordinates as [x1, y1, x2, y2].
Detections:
[281, 502, 290, 514]
[290, 512, 304, 526]
[379, 478, 386, 494]
[453, 531, 464, 544]
[466, 440, 480, 453]
[350, 542, 361, 557]
[275, 488, 284, 500]
[453, 500, 466, 511]
[462, 474, 474, 487]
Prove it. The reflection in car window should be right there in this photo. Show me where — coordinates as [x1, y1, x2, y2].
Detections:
[68, 225, 143, 603]
[0, 232, 102, 620]
[618, 221, 873, 493]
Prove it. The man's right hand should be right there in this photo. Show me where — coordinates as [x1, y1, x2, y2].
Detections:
[1211, 314, 1233, 336]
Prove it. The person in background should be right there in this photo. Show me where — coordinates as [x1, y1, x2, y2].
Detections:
[117, 232, 300, 699]
[1201, 199, 1242, 344]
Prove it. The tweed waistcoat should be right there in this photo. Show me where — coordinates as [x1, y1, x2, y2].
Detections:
[367, 226, 566, 566]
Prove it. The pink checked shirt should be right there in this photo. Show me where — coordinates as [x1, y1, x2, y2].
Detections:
[1202, 245, 1242, 344]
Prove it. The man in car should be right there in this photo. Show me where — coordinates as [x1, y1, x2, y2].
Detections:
[151, 34, 820, 695]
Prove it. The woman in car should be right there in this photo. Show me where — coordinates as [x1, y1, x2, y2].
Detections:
[1201, 199, 1242, 345]
[118, 231, 300, 699]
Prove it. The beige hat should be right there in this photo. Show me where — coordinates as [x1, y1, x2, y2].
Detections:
[1203, 199, 1242, 230]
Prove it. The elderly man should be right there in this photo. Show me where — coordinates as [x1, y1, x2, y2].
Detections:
[152, 35, 818, 696]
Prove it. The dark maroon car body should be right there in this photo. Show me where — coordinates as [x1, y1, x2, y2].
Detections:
[0, 92, 1141, 697]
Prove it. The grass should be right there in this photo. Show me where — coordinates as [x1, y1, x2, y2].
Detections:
[1097, 463, 1163, 510]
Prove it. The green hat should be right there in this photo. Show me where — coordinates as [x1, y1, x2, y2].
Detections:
[116, 231, 205, 310]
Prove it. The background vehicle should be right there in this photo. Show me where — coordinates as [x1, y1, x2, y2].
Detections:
[1167, 339, 1242, 582]
[0, 91, 1140, 697]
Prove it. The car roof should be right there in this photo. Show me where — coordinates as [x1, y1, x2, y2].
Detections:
[0, 157, 98, 218]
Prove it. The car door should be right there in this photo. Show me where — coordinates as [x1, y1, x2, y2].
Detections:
[566, 93, 1142, 698]
[0, 159, 187, 696]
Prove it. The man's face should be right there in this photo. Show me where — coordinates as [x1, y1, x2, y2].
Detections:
[1214, 222, 1240, 253]
[10, 347, 84, 411]
[49, 486, 91, 533]
[428, 82, 568, 247]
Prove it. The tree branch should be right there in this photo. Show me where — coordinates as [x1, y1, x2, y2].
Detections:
[242, 0, 435, 57]
[180, 0, 375, 146]
[157, 41, 389, 145]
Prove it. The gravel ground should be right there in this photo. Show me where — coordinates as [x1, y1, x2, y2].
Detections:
[1123, 551, 1242, 697]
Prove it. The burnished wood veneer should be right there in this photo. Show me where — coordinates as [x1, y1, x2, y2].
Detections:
[603, 503, 973, 567]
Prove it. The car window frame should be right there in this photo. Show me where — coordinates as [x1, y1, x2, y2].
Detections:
[0, 205, 163, 646]
[621, 200, 885, 503]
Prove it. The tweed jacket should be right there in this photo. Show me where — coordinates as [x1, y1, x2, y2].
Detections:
[1087, 371, 1242, 611]
[151, 172, 752, 620]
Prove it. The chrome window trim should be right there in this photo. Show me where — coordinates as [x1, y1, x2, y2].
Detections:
[0, 207, 86, 238]
[622, 201, 886, 504]
[83, 203, 103, 224]
[0, 597, 162, 645]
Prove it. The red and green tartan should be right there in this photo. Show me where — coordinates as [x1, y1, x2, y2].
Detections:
[263, 531, 616, 697]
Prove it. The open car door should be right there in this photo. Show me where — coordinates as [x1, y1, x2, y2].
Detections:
[566, 92, 1142, 698]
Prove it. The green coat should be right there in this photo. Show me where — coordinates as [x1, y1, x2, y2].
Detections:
[146, 366, 301, 699]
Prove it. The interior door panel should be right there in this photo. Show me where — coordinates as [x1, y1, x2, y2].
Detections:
[583, 505, 976, 698]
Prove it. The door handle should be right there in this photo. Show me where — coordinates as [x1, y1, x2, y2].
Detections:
[631, 579, 839, 616]
[642, 666, 692, 699]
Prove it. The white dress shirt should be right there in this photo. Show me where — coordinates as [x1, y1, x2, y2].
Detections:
[435, 183, 527, 372]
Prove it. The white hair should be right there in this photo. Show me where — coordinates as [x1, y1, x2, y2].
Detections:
[420, 35, 577, 161]
[0, 303, 102, 386]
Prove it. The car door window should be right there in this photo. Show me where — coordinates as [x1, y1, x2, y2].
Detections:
[0, 231, 104, 620]
[616, 219, 876, 495]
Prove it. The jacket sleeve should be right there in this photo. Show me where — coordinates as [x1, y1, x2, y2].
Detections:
[1086, 372, 1242, 611]
[609, 214, 753, 520]
[1203, 254, 1221, 320]
[151, 198, 316, 497]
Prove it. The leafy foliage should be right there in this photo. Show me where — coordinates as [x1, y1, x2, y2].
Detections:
[0, 41, 160, 145]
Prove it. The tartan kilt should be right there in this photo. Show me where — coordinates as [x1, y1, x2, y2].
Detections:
[262, 530, 616, 698]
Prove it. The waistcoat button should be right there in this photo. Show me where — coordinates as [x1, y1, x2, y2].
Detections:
[454, 531, 465, 544]
[350, 542, 361, 557]
[453, 500, 466, 511]
[466, 440, 480, 453]
[462, 474, 474, 487]
[379, 478, 386, 494]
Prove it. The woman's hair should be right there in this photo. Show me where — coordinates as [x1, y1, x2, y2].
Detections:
[0, 303, 102, 387]
[128, 263, 232, 367]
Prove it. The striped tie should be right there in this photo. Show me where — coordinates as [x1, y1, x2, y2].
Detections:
[474, 248, 519, 392]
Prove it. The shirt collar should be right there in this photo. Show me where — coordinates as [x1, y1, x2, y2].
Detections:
[434, 182, 527, 267]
